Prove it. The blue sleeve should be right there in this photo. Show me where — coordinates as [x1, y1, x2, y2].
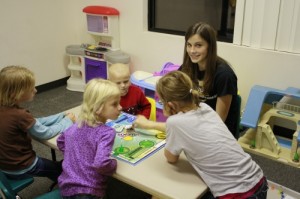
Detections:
[36, 113, 65, 125]
[29, 116, 73, 140]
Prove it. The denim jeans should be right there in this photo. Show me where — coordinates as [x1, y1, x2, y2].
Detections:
[201, 177, 268, 199]
[6, 157, 62, 182]
[248, 177, 268, 199]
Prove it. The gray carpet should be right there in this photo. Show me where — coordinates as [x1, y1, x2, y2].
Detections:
[17, 86, 300, 198]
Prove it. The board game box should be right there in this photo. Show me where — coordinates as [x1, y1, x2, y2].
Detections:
[106, 112, 166, 165]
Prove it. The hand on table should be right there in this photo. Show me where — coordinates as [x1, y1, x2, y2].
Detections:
[65, 112, 76, 123]
[133, 115, 166, 132]
[133, 115, 152, 129]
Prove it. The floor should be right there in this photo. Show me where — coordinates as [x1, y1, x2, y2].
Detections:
[16, 85, 300, 198]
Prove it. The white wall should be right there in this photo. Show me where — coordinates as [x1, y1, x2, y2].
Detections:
[0, 0, 83, 85]
[1, 0, 300, 109]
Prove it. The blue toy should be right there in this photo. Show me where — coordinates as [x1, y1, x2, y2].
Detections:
[239, 85, 300, 168]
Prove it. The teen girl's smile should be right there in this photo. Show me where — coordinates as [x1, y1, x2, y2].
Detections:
[186, 34, 208, 70]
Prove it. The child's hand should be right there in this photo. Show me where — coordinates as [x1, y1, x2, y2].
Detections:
[65, 112, 76, 123]
[133, 115, 151, 129]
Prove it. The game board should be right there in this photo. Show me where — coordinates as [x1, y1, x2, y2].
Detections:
[106, 112, 166, 165]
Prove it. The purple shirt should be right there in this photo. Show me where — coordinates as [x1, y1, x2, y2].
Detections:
[57, 123, 117, 197]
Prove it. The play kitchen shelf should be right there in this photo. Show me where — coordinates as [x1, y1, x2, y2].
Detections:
[66, 6, 129, 92]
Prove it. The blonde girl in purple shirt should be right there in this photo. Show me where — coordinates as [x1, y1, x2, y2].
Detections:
[57, 79, 122, 199]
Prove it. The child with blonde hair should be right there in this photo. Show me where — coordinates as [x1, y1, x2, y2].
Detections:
[108, 63, 151, 119]
[134, 71, 268, 199]
[57, 78, 122, 199]
[0, 65, 75, 182]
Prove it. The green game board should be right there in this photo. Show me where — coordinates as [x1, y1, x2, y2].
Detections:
[106, 112, 166, 165]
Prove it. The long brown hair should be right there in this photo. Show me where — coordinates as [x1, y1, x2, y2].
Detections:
[181, 22, 228, 94]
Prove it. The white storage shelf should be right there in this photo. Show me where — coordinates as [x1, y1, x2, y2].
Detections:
[66, 55, 86, 92]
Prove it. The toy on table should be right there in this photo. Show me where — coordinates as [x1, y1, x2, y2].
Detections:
[107, 112, 166, 165]
[238, 85, 300, 168]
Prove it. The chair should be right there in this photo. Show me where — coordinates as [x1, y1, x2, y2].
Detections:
[33, 189, 61, 199]
[146, 97, 156, 121]
[0, 170, 34, 199]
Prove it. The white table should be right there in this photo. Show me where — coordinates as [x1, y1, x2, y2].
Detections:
[39, 106, 208, 199]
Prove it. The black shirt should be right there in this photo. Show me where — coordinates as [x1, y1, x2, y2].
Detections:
[180, 63, 238, 137]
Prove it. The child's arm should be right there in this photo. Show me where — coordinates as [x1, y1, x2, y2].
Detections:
[36, 112, 76, 125]
[133, 115, 166, 132]
[94, 128, 117, 175]
[28, 116, 74, 140]
[216, 95, 232, 122]
[164, 149, 179, 163]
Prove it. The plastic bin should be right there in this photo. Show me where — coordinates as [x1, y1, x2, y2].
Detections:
[65, 45, 85, 56]
[104, 50, 130, 66]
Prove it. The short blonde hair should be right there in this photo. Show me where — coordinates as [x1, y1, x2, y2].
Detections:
[78, 78, 120, 127]
[108, 63, 130, 81]
[0, 66, 35, 106]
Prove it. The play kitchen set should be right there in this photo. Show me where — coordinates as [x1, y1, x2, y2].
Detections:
[65, 6, 180, 122]
[66, 6, 130, 92]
